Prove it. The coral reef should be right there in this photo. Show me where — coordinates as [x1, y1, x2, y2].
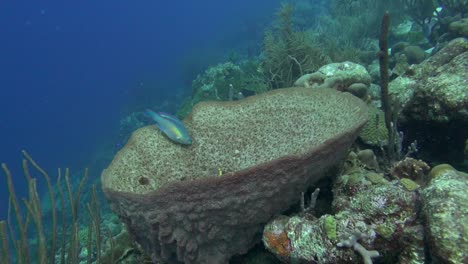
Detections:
[356, 149, 380, 170]
[448, 18, 468, 37]
[177, 60, 268, 119]
[323, 215, 337, 240]
[102, 88, 368, 263]
[399, 177, 420, 191]
[427, 163, 456, 179]
[263, 154, 422, 263]
[294, 61, 371, 93]
[337, 232, 380, 264]
[262, 216, 291, 262]
[421, 166, 468, 263]
[389, 38, 468, 123]
[264, 214, 344, 263]
[390, 157, 430, 185]
[401, 0, 437, 27]
[263, 148, 467, 264]
[261, 4, 330, 88]
[391, 43, 428, 67]
[358, 104, 389, 147]
[0, 152, 111, 264]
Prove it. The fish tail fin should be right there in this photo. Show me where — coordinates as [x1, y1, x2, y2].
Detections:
[144, 108, 157, 118]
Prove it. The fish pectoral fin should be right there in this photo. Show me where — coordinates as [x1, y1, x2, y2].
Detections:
[159, 112, 186, 127]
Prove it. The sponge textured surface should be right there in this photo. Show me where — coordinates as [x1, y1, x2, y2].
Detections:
[102, 87, 368, 263]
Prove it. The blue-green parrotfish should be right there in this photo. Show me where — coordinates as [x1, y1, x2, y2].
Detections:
[145, 109, 192, 145]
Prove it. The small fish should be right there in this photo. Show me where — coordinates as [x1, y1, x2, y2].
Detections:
[145, 109, 192, 145]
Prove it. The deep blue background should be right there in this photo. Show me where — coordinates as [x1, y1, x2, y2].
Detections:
[0, 1, 280, 218]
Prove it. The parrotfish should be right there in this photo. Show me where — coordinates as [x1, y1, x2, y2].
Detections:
[144, 109, 192, 145]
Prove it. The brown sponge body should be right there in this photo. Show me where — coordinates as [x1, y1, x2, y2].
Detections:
[102, 88, 368, 263]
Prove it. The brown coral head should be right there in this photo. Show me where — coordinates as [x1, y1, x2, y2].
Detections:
[390, 158, 430, 185]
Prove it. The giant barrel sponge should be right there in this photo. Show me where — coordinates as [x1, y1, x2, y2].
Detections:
[101, 87, 368, 263]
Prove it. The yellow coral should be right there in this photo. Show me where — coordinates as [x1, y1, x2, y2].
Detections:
[366, 172, 389, 185]
[400, 178, 420, 191]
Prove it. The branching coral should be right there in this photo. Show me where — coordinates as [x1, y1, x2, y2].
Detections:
[0, 151, 110, 263]
[337, 232, 380, 264]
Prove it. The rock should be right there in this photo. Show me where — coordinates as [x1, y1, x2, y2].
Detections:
[448, 18, 468, 37]
[356, 149, 379, 170]
[101, 88, 368, 264]
[367, 61, 381, 84]
[391, 42, 409, 55]
[388, 76, 418, 110]
[390, 43, 427, 66]
[389, 38, 468, 123]
[402, 45, 427, 64]
[367, 83, 381, 100]
[317, 61, 371, 88]
[347, 83, 368, 99]
[421, 167, 468, 263]
[428, 164, 457, 180]
[294, 61, 371, 92]
[293, 72, 325, 88]
[392, 53, 411, 77]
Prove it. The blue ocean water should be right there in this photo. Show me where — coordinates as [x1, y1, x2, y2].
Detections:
[0, 0, 281, 220]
